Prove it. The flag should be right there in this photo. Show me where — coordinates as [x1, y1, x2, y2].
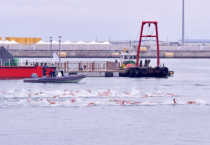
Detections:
[53, 52, 59, 59]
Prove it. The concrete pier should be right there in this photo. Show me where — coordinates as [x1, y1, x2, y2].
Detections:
[8, 45, 210, 58]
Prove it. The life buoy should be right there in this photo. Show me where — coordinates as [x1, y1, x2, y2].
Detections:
[142, 68, 148, 75]
[155, 66, 161, 73]
[162, 67, 169, 75]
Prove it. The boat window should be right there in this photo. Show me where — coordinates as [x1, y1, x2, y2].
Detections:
[134, 56, 136, 59]
[129, 56, 132, 59]
[125, 56, 128, 59]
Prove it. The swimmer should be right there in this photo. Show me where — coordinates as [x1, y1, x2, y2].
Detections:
[173, 99, 177, 104]
[125, 92, 130, 95]
[27, 99, 31, 102]
[70, 99, 75, 103]
[126, 100, 141, 104]
[47, 99, 56, 105]
[86, 89, 91, 93]
[69, 93, 75, 96]
[36, 99, 43, 102]
[167, 93, 175, 96]
[28, 93, 31, 97]
[53, 95, 60, 99]
[87, 102, 95, 106]
[187, 101, 196, 104]
[173, 99, 196, 104]
[34, 93, 39, 95]
[142, 95, 148, 98]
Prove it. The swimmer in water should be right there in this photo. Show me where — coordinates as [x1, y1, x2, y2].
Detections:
[36, 99, 43, 102]
[142, 95, 148, 98]
[70, 99, 75, 103]
[187, 101, 196, 104]
[28, 93, 31, 97]
[126, 100, 141, 104]
[47, 99, 56, 105]
[173, 99, 196, 104]
[167, 93, 175, 96]
[69, 93, 75, 96]
[53, 95, 60, 99]
[173, 99, 177, 104]
[87, 102, 95, 106]
[86, 89, 91, 93]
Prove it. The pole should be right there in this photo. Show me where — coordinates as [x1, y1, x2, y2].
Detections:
[59, 36, 62, 71]
[50, 37, 52, 66]
[155, 23, 160, 66]
[182, 0, 185, 46]
[136, 23, 145, 66]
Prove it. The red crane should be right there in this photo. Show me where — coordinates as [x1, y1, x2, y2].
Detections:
[136, 21, 160, 66]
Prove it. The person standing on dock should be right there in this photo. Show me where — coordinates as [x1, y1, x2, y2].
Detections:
[43, 68, 47, 78]
[53, 68, 57, 77]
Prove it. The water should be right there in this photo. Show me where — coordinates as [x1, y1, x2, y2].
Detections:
[1, 58, 210, 145]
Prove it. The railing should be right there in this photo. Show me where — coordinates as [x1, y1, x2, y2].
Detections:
[1, 60, 120, 72]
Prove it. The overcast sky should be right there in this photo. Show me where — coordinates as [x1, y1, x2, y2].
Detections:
[0, 0, 209, 42]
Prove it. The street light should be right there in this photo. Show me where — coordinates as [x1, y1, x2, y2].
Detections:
[49, 37, 53, 57]
[182, 0, 185, 46]
[49, 37, 53, 66]
[58, 36, 62, 71]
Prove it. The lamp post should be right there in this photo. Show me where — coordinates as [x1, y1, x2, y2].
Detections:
[49, 37, 53, 66]
[50, 37, 53, 56]
[58, 36, 62, 71]
[182, 0, 185, 46]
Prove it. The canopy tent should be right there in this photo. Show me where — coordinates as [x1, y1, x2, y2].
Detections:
[61, 41, 74, 44]
[101, 41, 111, 45]
[51, 40, 59, 45]
[9, 40, 19, 44]
[36, 40, 48, 45]
[74, 41, 86, 45]
[0, 46, 14, 66]
[0, 40, 20, 45]
[2, 40, 10, 44]
[88, 41, 101, 45]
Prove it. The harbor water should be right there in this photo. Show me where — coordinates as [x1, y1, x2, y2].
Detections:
[1, 58, 210, 145]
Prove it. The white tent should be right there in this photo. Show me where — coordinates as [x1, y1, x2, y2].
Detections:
[75, 41, 86, 45]
[101, 41, 111, 45]
[3, 40, 10, 44]
[9, 40, 19, 44]
[88, 41, 101, 45]
[36, 40, 48, 45]
[61, 41, 74, 44]
[51, 40, 59, 45]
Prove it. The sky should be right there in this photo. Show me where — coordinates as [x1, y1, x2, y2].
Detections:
[0, 0, 210, 42]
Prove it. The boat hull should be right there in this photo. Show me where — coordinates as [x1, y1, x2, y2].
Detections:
[23, 75, 86, 83]
[0, 66, 55, 78]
